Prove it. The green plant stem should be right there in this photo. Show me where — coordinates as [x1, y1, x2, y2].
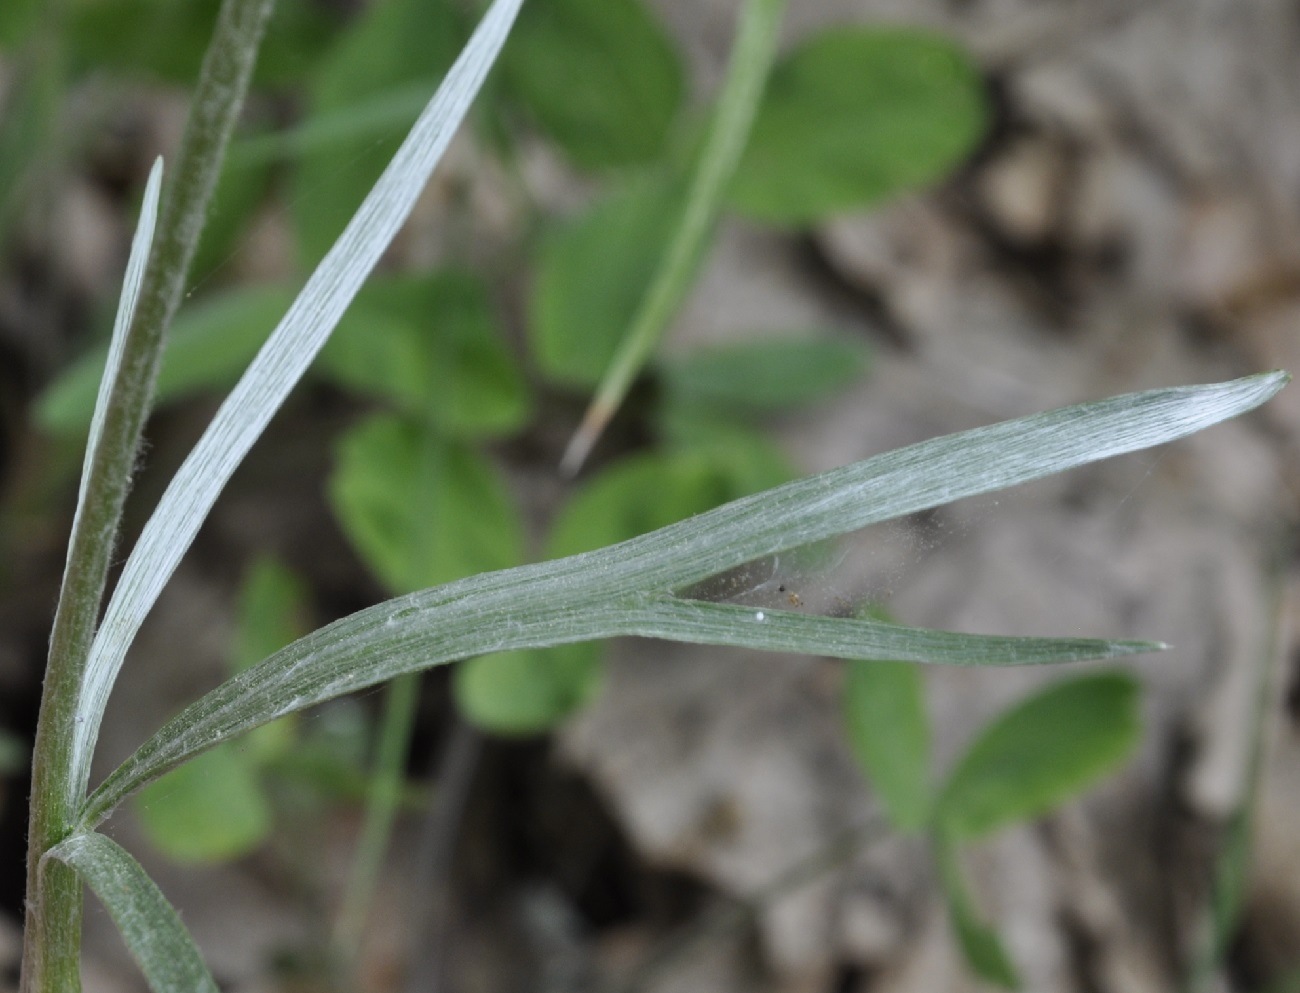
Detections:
[560, 0, 788, 475]
[20, 1, 274, 990]
[334, 673, 423, 956]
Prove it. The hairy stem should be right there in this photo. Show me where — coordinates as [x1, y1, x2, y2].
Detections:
[21, 0, 274, 989]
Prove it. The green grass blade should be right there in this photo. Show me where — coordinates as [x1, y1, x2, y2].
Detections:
[79, 374, 1286, 826]
[68, 158, 163, 561]
[67, 0, 525, 804]
[84, 590, 1154, 830]
[45, 833, 219, 993]
[560, 0, 788, 472]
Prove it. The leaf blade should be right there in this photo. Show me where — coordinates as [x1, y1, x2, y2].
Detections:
[81, 373, 1286, 825]
[730, 27, 987, 223]
[46, 832, 219, 993]
[936, 673, 1143, 838]
[935, 834, 1021, 990]
[68, 158, 163, 549]
[68, 0, 526, 803]
[843, 658, 931, 832]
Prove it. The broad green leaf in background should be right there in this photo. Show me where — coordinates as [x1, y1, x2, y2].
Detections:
[652, 393, 797, 474]
[229, 82, 434, 170]
[0, 5, 61, 243]
[935, 835, 1021, 990]
[133, 744, 272, 865]
[132, 555, 309, 863]
[559, 0, 787, 472]
[80, 373, 1288, 827]
[546, 446, 791, 561]
[319, 272, 531, 438]
[936, 673, 1142, 839]
[187, 149, 276, 286]
[48, 833, 220, 993]
[232, 556, 312, 675]
[660, 335, 870, 413]
[501, 0, 684, 169]
[66, 0, 343, 87]
[0, 0, 39, 48]
[454, 643, 602, 734]
[844, 657, 931, 832]
[292, 0, 463, 262]
[329, 414, 524, 593]
[231, 556, 311, 760]
[730, 27, 987, 224]
[40, 274, 525, 438]
[531, 175, 682, 387]
[37, 284, 296, 437]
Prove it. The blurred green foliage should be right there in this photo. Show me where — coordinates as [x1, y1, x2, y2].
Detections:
[845, 652, 1142, 989]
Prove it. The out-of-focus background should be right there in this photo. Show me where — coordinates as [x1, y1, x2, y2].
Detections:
[3, 0, 1300, 990]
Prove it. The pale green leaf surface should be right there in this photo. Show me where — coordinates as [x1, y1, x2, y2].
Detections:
[844, 658, 931, 832]
[80, 374, 1285, 826]
[291, 0, 462, 261]
[86, 595, 1154, 829]
[936, 835, 1021, 989]
[69, 0, 526, 805]
[133, 743, 272, 864]
[230, 82, 432, 169]
[233, 556, 311, 675]
[188, 149, 276, 285]
[329, 414, 523, 593]
[454, 643, 602, 734]
[547, 451, 742, 557]
[502, 0, 684, 169]
[0, 0, 39, 48]
[37, 284, 296, 437]
[231, 557, 309, 760]
[661, 335, 870, 412]
[320, 272, 531, 437]
[531, 175, 682, 386]
[46, 832, 219, 993]
[936, 673, 1142, 839]
[652, 407, 798, 485]
[67, 0, 342, 87]
[730, 27, 987, 224]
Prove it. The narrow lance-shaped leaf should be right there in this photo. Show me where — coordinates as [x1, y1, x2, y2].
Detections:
[67, 0, 526, 804]
[45, 832, 219, 993]
[80, 373, 1286, 826]
[67, 158, 163, 559]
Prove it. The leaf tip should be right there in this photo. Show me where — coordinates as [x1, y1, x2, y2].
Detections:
[1116, 639, 1169, 656]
